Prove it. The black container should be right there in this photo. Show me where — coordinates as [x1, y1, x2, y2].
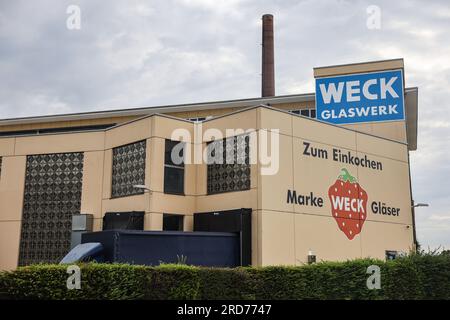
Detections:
[194, 208, 252, 266]
[102, 211, 144, 231]
[82, 230, 240, 267]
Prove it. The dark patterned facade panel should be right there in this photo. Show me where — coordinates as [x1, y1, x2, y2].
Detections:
[207, 135, 251, 195]
[19, 152, 84, 266]
[111, 140, 147, 198]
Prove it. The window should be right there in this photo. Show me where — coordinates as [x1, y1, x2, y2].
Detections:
[0, 123, 116, 137]
[289, 108, 316, 118]
[19, 152, 84, 265]
[186, 117, 206, 122]
[207, 134, 251, 195]
[163, 214, 184, 231]
[111, 140, 147, 198]
[164, 140, 185, 195]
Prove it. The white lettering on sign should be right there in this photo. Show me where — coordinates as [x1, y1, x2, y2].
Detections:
[319, 76, 399, 104]
[330, 195, 365, 213]
[346, 81, 360, 102]
[380, 77, 399, 99]
[319, 82, 344, 104]
[362, 79, 378, 100]
[321, 104, 398, 120]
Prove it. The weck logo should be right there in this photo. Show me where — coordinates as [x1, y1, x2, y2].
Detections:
[315, 69, 405, 124]
[328, 168, 368, 240]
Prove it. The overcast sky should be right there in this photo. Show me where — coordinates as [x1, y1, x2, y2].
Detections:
[0, 0, 449, 250]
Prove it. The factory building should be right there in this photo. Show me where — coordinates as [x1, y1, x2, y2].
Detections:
[0, 15, 419, 269]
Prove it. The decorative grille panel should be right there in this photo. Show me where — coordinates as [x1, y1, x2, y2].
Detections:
[207, 135, 251, 195]
[111, 140, 146, 197]
[19, 152, 84, 266]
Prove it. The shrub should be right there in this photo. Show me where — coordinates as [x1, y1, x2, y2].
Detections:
[0, 263, 151, 300]
[198, 267, 255, 300]
[0, 254, 449, 300]
[147, 264, 200, 300]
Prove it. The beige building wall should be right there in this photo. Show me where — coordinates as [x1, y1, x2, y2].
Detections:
[0, 156, 26, 270]
[256, 108, 413, 265]
[0, 106, 414, 270]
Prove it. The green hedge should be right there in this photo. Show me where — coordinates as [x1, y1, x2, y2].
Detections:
[1, 254, 449, 300]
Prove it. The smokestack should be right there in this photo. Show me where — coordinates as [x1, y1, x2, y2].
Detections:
[261, 14, 275, 97]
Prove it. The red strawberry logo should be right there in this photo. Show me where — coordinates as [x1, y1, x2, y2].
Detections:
[328, 168, 368, 240]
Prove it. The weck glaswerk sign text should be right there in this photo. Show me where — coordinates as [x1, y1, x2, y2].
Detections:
[315, 70, 405, 124]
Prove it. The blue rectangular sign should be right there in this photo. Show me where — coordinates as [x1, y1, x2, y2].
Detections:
[315, 69, 405, 124]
